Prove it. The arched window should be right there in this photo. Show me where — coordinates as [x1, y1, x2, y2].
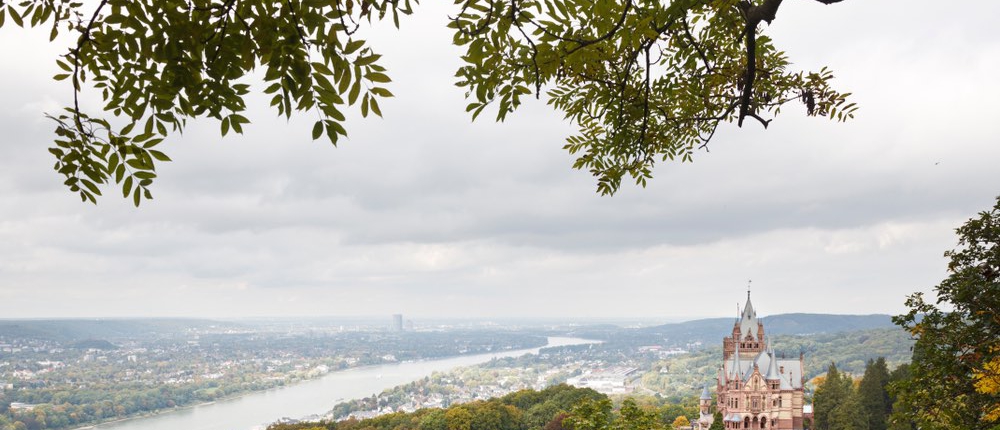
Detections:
[760, 417, 767, 429]
[744, 417, 750, 428]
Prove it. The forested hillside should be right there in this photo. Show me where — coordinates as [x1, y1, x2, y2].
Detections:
[641, 327, 912, 399]
[269, 385, 687, 430]
[569, 313, 898, 347]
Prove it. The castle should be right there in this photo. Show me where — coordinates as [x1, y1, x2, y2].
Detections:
[694, 291, 807, 430]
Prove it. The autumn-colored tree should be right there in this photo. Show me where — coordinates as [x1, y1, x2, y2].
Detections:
[544, 413, 570, 430]
[564, 398, 612, 430]
[670, 415, 689, 429]
[445, 407, 473, 430]
[894, 195, 1000, 429]
[974, 355, 1000, 422]
[614, 399, 662, 430]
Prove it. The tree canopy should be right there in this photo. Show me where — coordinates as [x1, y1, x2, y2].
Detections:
[1, 0, 855, 204]
[894, 195, 1000, 429]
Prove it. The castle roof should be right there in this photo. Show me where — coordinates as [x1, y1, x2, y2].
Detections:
[723, 349, 803, 389]
[765, 340, 781, 380]
[729, 339, 743, 379]
[738, 292, 758, 338]
[701, 384, 712, 400]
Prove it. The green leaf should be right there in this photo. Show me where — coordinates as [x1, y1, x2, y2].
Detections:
[312, 62, 333, 76]
[9, 7, 22, 27]
[123, 176, 133, 198]
[348, 81, 361, 105]
[355, 54, 381, 66]
[365, 72, 391, 83]
[370, 87, 393, 97]
[344, 39, 365, 54]
[81, 179, 101, 196]
[149, 150, 171, 162]
[312, 120, 324, 140]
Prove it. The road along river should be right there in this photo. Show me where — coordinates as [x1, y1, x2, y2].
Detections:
[85, 337, 597, 430]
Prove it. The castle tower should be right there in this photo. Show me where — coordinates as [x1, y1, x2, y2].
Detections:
[724, 289, 766, 360]
[700, 384, 712, 415]
[696, 384, 715, 430]
[711, 289, 806, 430]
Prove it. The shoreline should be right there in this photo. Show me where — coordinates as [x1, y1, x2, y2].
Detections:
[71, 338, 557, 430]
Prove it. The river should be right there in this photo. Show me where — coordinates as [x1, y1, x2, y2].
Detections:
[86, 337, 596, 430]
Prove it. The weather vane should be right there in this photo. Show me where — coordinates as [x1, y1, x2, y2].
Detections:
[747, 279, 752, 300]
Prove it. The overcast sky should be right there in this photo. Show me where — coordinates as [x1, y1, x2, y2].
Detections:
[1, 1, 997, 321]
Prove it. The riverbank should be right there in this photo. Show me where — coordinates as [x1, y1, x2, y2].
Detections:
[73, 337, 594, 430]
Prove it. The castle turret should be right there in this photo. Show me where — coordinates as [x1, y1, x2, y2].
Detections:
[698, 384, 715, 430]
[700, 384, 712, 411]
[765, 339, 781, 389]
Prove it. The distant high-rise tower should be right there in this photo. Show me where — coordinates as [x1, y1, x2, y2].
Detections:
[392, 314, 403, 331]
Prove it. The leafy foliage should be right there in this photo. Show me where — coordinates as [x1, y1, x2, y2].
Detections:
[813, 359, 898, 430]
[267, 386, 671, 430]
[451, 0, 856, 194]
[858, 358, 890, 430]
[1, 0, 855, 203]
[708, 411, 722, 430]
[894, 196, 1000, 429]
[2, 0, 407, 205]
[812, 363, 851, 430]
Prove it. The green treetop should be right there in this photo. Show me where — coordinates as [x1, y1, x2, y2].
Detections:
[894, 195, 1000, 430]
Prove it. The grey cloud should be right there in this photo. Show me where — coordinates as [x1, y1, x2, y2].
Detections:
[1, 0, 998, 318]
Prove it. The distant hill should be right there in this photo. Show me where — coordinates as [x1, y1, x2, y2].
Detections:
[760, 313, 896, 335]
[0, 318, 237, 343]
[568, 313, 898, 347]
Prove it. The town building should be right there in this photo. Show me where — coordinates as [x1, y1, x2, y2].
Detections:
[694, 291, 809, 430]
[565, 366, 639, 394]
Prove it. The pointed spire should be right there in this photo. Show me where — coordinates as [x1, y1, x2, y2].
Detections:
[766, 339, 780, 381]
[701, 383, 712, 400]
[731, 339, 743, 380]
[739, 286, 759, 338]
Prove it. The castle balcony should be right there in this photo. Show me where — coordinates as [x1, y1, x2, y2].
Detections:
[749, 396, 763, 414]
